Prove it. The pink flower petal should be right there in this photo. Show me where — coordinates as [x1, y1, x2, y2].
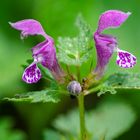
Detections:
[93, 33, 117, 78]
[32, 39, 64, 81]
[97, 10, 131, 33]
[22, 63, 41, 84]
[32, 39, 56, 70]
[9, 19, 46, 39]
[116, 50, 136, 68]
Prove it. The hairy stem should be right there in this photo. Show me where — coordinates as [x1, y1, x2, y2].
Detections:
[78, 93, 87, 140]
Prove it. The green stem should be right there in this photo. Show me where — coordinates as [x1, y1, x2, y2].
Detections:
[77, 65, 81, 82]
[84, 84, 103, 95]
[78, 93, 87, 140]
[66, 65, 74, 80]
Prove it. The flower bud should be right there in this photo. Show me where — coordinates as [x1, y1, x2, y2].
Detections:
[67, 81, 82, 95]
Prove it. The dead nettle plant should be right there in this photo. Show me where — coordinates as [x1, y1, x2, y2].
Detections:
[6, 10, 139, 140]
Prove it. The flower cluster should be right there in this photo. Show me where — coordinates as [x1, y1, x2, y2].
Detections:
[10, 10, 136, 85]
[93, 10, 136, 79]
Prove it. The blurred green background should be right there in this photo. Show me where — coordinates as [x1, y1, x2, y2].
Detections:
[0, 0, 140, 140]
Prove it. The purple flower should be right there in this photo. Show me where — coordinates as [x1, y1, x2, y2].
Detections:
[93, 10, 136, 78]
[10, 19, 64, 84]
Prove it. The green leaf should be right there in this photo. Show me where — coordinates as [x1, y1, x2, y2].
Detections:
[98, 72, 140, 96]
[53, 99, 136, 140]
[0, 118, 26, 140]
[4, 90, 63, 103]
[57, 15, 93, 65]
[105, 72, 140, 89]
[97, 85, 117, 97]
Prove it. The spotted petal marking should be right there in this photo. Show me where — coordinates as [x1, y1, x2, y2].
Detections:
[116, 50, 136, 68]
[22, 63, 41, 84]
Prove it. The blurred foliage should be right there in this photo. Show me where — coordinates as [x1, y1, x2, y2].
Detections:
[52, 98, 136, 140]
[0, 33, 30, 97]
[0, 118, 26, 140]
[0, 0, 140, 140]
